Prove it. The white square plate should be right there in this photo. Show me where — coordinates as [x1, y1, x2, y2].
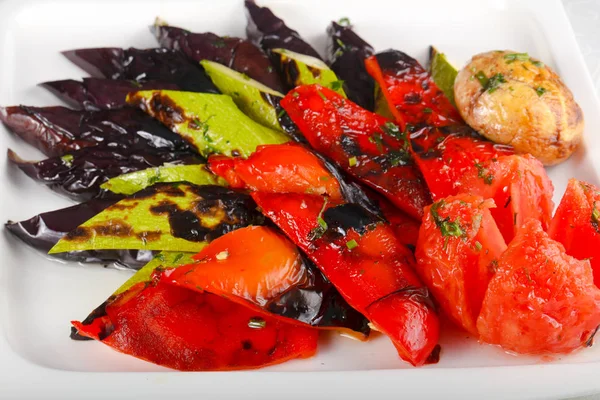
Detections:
[1, 0, 600, 398]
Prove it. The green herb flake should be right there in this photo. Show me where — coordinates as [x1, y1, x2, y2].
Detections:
[504, 52, 529, 63]
[474, 241, 483, 251]
[485, 73, 506, 93]
[317, 91, 328, 101]
[319, 176, 331, 181]
[423, 107, 433, 114]
[60, 154, 74, 167]
[430, 200, 465, 238]
[338, 17, 351, 26]
[474, 162, 494, 185]
[532, 60, 545, 68]
[329, 80, 345, 92]
[173, 253, 184, 263]
[335, 38, 347, 51]
[591, 202, 600, 234]
[248, 317, 266, 329]
[277, 109, 286, 119]
[535, 87, 547, 97]
[292, 91, 299, 98]
[213, 38, 226, 48]
[348, 156, 358, 167]
[346, 239, 359, 250]
[475, 71, 489, 87]
[368, 134, 384, 152]
[308, 197, 330, 241]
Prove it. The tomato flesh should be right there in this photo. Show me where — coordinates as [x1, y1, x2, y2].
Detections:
[416, 195, 506, 335]
[549, 179, 600, 286]
[477, 219, 600, 354]
[457, 154, 554, 243]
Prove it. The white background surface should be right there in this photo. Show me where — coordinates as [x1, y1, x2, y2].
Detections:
[562, 1, 600, 399]
[0, 0, 600, 399]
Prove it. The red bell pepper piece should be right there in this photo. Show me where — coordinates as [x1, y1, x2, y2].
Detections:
[72, 272, 318, 371]
[365, 51, 514, 200]
[251, 192, 440, 366]
[166, 225, 369, 340]
[280, 85, 430, 219]
[208, 143, 342, 199]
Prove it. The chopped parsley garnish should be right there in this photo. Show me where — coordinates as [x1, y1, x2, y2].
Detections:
[173, 253, 184, 263]
[474, 162, 494, 185]
[485, 73, 506, 93]
[329, 80, 345, 92]
[277, 109, 286, 119]
[346, 239, 358, 250]
[319, 176, 330, 181]
[532, 60, 545, 68]
[381, 122, 409, 150]
[368, 134, 384, 152]
[248, 317, 266, 329]
[292, 91, 299, 98]
[504, 52, 529, 63]
[154, 253, 166, 262]
[213, 38, 226, 48]
[430, 200, 465, 238]
[348, 156, 357, 167]
[338, 17, 351, 26]
[423, 107, 433, 114]
[535, 87, 547, 97]
[308, 197, 329, 241]
[148, 169, 162, 185]
[474, 241, 483, 251]
[317, 91, 328, 101]
[475, 71, 489, 87]
[591, 202, 600, 233]
[388, 150, 411, 167]
[60, 154, 74, 167]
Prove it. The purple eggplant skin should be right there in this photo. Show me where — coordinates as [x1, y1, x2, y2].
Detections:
[327, 21, 375, 111]
[62, 47, 219, 93]
[5, 192, 154, 270]
[244, 0, 322, 60]
[0, 106, 194, 158]
[40, 78, 179, 111]
[152, 24, 285, 93]
[8, 143, 203, 201]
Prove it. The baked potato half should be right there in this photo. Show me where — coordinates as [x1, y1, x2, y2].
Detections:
[454, 50, 583, 166]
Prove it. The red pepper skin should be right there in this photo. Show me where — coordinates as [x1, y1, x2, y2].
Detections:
[208, 143, 343, 199]
[73, 273, 318, 371]
[281, 85, 430, 219]
[251, 192, 439, 366]
[364, 51, 462, 129]
[167, 225, 370, 340]
[365, 52, 514, 200]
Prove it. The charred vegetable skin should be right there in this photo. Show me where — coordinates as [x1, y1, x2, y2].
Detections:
[365, 51, 515, 200]
[244, 0, 322, 60]
[252, 193, 439, 366]
[327, 21, 375, 110]
[0, 106, 195, 158]
[62, 47, 219, 93]
[73, 270, 318, 371]
[41, 78, 179, 110]
[281, 85, 430, 219]
[5, 193, 153, 269]
[50, 183, 265, 253]
[152, 24, 285, 93]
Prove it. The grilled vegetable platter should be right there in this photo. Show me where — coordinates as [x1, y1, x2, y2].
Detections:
[3, 0, 598, 371]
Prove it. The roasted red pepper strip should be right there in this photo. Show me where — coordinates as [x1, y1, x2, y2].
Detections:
[365, 51, 514, 200]
[251, 192, 440, 366]
[208, 143, 343, 199]
[280, 85, 430, 219]
[166, 225, 369, 340]
[364, 50, 462, 129]
[73, 272, 318, 371]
